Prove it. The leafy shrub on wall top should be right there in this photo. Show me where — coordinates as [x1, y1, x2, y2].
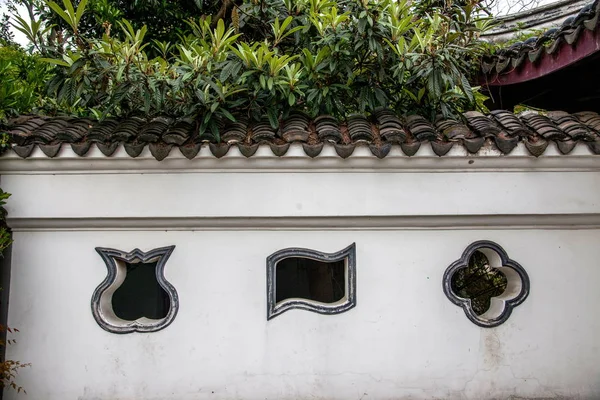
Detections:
[0, 44, 53, 122]
[14, 0, 494, 139]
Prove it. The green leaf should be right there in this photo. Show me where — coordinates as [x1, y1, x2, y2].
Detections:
[417, 87, 426, 103]
[63, 0, 76, 20]
[461, 74, 474, 103]
[75, 0, 89, 27]
[209, 121, 220, 142]
[259, 75, 266, 89]
[266, 108, 279, 129]
[220, 109, 236, 122]
[39, 58, 70, 67]
[220, 61, 241, 81]
[306, 90, 319, 103]
[46, 1, 73, 31]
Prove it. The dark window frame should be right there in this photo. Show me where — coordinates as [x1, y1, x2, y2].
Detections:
[266, 243, 356, 320]
[92, 246, 179, 334]
[443, 240, 530, 328]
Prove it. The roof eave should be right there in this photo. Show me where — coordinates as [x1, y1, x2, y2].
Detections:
[483, 26, 600, 85]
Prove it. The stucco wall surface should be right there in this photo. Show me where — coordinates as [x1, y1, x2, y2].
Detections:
[3, 171, 600, 218]
[2, 167, 600, 400]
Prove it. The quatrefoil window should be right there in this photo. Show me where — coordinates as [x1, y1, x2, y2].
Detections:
[92, 246, 179, 334]
[443, 241, 530, 327]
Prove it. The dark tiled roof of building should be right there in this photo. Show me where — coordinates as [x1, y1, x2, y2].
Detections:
[3, 110, 600, 160]
[482, 0, 600, 76]
[481, 0, 589, 42]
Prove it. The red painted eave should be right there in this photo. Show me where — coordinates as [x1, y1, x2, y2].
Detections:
[482, 27, 600, 86]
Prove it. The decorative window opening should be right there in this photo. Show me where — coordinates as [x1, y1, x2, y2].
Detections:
[443, 241, 529, 328]
[267, 243, 356, 320]
[92, 246, 179, 334]
[112, 261, 170, 321]
[276, 258, 345, 304]
[450, 251, 507, 316]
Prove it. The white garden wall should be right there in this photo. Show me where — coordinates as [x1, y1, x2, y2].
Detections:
[1, 143, 599, 399]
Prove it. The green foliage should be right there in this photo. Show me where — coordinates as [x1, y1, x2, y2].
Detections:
[1, 13, 16, 45]
[0, 45, 53, 121]
[2, 0, 496, 139]
[21, 0, 494, 139]
[502, 27, 545, 47]
[46, 0, 89, 35]
[5, 0, 219, 50]
[451, 250, 507, 316]
[0, 189, 11, 249]
[514, 103, 546, 114]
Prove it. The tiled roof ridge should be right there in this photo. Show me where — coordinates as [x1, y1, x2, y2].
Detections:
[482, 0, 600, 76]
[3, 109, 600, 160]
[482, 0, 590, 40]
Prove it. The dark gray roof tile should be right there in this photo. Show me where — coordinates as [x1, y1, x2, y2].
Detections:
[281, 112, 310, 142]
[436, 118, 472, 139]
[406, 115, 438, 141]
[483, 0, 600, 75]
[464, 112, 503, 137]
[347, 115, 374, 142]
[375, 109, 406, 143]
[71, 141, 92, 156]
[179, 143, 202, 159]
[87, 118, 119, 142]
[4, 109, 600, 160]
[238, 142, 259, 158]
[520, 113, 567, 140]
[315, 115, 343, 143]
[490, 110, 533, 136]
[250, 120, 276, 142]
[149, 142, 172, 161]
[547, 111, 597, 141]
[524, 137, 549, 157]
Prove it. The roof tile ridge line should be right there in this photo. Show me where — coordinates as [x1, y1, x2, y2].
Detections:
[5, 140, 600, 160]
[573, 112, 600, 138]
[482, 0, 591, 38]
[483, 0, 589, 27]
[592, 0, 600, 26]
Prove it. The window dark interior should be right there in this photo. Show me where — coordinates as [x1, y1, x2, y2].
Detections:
[112, 261, 170, 320]
[275, 257, 345, 304]
[450, 250, 508, 315]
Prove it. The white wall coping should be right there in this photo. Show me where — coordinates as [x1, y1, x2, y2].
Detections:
[8, 213, 600, 231]
[1, 142, 598, 174]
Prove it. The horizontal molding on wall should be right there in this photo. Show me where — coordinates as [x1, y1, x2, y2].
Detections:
[1, 142, 599, 174]
[8, 214, 600, 231]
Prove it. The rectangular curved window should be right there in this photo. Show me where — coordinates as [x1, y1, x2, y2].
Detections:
[266, 243, 356, 320]
[275, 258, 345, 304]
